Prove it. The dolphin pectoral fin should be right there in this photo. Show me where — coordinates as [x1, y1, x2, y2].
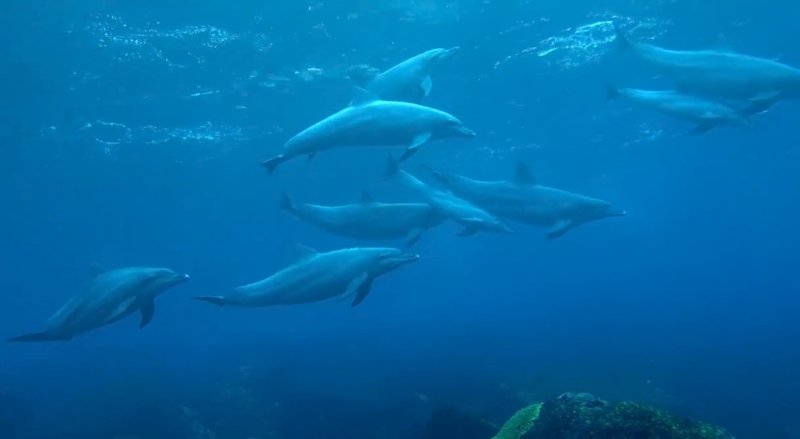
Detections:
[351, 276, 375, 307]
[7, 331, 65, 343]
[405, 228, 423, 247]
[351, 86, 380, 105]
[307, 151, 317, 161]
[546, 219, 575, 240]
[343, 272, 370, 304]
[139, 299, 156, 329]
[295, 244, 318, 260]
[280, 192, 296, 212]
[421, 76, 433, 97]
[513, 162, 538, 185]
[398, 132, 432, 161]
[688, 124, 715, 135]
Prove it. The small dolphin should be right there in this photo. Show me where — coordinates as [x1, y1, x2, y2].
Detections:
[606, 85, 756, 134]
[260, 92, 475, 174]
[280, 191, 445, 247]
[7, 266, 189, 343]
[347, 47, 460, 103]
[423, 162, 626, 240]
[383, 155, 513, 237]
[614, 24, 800, 112]
[194, 245, 419, 308]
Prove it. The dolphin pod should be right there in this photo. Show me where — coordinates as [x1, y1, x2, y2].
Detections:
[8, 266, 189, 342]
[194, 245, 419, 308]
[14, 32, 796, 341]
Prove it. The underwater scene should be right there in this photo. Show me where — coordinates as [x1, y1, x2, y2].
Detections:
[2, 0, 800, 438]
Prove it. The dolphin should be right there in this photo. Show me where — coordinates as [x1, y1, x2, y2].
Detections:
[347, 47, 460, 103]
[383, 155, 513, 237]
[614, 24, 800, 112]
[7, 266, 189, 342]
[194, 245, 419, 308]
[606, 85, 757, 134]
[280, 190, 444, 247]
[260, 92, 475, 174]
[423, 162, 626, 239]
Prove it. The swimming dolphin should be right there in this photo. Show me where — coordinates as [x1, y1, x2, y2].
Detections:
[280, 191, 444, 247]
[347, 47, 460, 103]
[383, 155, 513, 237]
[7, 266, 189, 343]
[606, 85, 756, 134]
[260, 92, 475, 174]
[423, 162, 626, 239]
[614, 24, 800, 112]
[194, 245, 419, 308]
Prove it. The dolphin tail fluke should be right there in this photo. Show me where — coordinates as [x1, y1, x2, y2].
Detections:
[279, 192, 296, 213]
[260, 154, 286, 175]
[383, 154, 400, 180]
[606, 85, 620, 100]
[7, 331, 62, 343]
[194, 296, 227, 307]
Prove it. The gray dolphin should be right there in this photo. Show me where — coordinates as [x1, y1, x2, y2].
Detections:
[423, 162, 626, 239]
[383, 155, 513, 237]
[347, 47, 460, 103]
[7, 266, 189, 342]
[194, 245, 419, 308]
[260, 91, 475, 174]
[614, 25, 800, 112]
[606, 85, 757, 134]
[280, 191, 444, 247]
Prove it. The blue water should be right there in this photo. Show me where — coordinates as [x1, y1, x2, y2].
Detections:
[2, 1, 800, 438]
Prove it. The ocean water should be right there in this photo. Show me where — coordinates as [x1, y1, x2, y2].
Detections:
[1, 0, 799, 438]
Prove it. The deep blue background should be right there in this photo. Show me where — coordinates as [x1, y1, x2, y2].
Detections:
[1, 0, 799, 438]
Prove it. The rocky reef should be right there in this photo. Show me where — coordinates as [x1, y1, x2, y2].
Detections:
[424, 392, 735, 439]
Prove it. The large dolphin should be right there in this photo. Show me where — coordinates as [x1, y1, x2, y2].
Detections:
[260, 92, 475, 174]
[606, 85, 757, 134]
[614, 25, 800, 111]
[280, 190, 445, 247]
[347, 47, 460, 103]
[194, 245, 419, 308]
[423, 162, 626, 239]
[383, 155, 513, 237]
[7, 266, 189, 342]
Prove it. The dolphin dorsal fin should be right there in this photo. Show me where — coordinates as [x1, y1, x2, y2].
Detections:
[89, 263, 107, 278]
[513, 162, 538, 185]
[295, 244, 318, 260]
[359, 190, 374, 204]
[351, 87, 379, 106]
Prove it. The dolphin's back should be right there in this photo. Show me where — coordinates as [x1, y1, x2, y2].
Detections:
[294, 202, 440, 239]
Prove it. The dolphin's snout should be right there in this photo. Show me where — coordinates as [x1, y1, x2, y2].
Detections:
[457, 126, 477, 138]
[400, 253, 421, 265]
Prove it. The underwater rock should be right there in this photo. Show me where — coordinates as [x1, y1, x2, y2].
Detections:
[488, 391, 735, 439]
[422, 407, 499, 439]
